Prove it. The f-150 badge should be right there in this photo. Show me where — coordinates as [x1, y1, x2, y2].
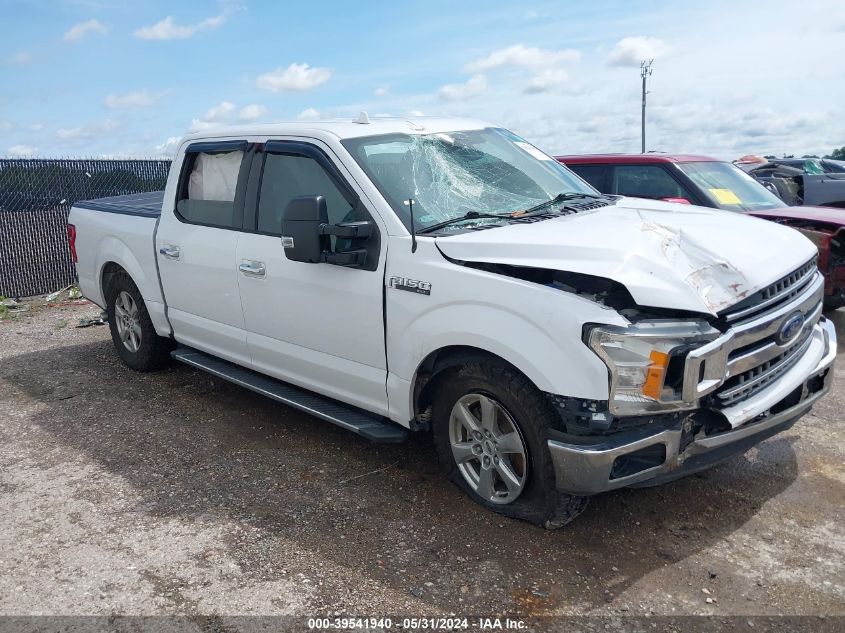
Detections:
[389, 276, 431, 295]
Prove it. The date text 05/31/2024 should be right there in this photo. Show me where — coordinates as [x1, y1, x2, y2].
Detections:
[307, 617, 527, 630]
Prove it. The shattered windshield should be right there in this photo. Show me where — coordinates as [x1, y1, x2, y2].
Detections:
[342, 128, 596, 232]
[677, 161, 785, 212]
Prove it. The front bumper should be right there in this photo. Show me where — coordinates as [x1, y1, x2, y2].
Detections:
[548, 318, 836, 496]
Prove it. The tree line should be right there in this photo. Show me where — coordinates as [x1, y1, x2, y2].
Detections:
[764, 147, 845, 160]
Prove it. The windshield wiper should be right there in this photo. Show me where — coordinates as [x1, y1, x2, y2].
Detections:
[417, 211, 511, 234]
[416, 192, 607, 235]
[519, 192, 605, 216]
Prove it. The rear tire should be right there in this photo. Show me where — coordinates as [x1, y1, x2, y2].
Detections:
[431, 362, 588, 529]
[105, 271, 172, 371]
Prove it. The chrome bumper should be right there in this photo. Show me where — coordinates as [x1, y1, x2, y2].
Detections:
[548, 318, 837, 496]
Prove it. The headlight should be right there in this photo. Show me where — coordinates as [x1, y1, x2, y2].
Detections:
[586, 320, 720, 415]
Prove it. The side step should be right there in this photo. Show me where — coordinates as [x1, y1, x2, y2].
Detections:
[171, 347, 408, 443]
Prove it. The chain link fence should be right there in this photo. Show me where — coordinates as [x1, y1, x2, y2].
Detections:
[0, 158, 171, 298]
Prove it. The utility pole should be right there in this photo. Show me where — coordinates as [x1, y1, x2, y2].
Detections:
[640, 60, 653, 154]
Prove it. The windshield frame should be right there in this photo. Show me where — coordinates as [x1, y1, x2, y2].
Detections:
[341, 127, 597, 233]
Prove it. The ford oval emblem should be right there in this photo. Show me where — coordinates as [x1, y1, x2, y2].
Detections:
[777, 312, 805, 345]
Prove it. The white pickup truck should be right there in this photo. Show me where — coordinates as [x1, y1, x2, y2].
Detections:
[68, 116, 836, 528]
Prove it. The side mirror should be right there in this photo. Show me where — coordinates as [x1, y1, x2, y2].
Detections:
[281, 195, 329, 263]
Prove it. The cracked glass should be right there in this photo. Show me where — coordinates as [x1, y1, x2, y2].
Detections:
[343, 128, 595, 232]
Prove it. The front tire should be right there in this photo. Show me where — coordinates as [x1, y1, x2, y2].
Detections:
[823, 295, 845, 312]
[432, 362, 588, 528]
[105, 272, 172, 371]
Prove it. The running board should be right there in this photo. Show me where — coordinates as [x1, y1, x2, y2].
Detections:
[171, 347, 408, 443]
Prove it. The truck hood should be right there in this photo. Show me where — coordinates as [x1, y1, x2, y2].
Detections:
[435, 198, 818, 315]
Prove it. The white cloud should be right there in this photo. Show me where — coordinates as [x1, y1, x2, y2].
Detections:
[133, 13, 227, 40]
[438, 74, 487, 101]
[204, 101, 236, 121]
[189, 119, 215, 132]
[155, 136, 181, 156]
[29, 123, 44, 131]
[63, 19, 108, 42]
[524, 69, 570, 94]
[256, 63, 331, 92]
[8, 144, 38, 157]
[239, 104, 267, 121]
[189, 101, 238, 131]
[608, 36, 669, 67]
[407, 110, 425, 117]
[374, 86, 389, 97]
[7, 51, 32, 65]
[56, 119, 119, 141]
[466, 44, 581, 72]
[104, 90, 159, 109]
[296, 107, 321, 121]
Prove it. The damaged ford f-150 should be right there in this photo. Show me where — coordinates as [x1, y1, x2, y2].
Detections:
[67, 117, 837, 528]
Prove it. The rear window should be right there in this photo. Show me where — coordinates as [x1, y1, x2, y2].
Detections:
[176, 148, 245, 228]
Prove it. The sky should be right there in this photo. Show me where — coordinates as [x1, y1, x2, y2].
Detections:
[1, 0, 844, 159]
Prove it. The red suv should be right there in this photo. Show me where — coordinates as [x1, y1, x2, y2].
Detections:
[557, 153, 845, 310]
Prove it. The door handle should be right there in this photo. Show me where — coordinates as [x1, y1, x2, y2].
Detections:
[239, 260, 266, 278]
[159, 245, 180, 260]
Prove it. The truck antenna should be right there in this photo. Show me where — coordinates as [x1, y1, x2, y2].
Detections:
[405, 198, 418, 253]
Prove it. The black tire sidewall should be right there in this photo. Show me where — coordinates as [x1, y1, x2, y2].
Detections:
[432, 363, 561, 525]
[105, 273, 169, 371]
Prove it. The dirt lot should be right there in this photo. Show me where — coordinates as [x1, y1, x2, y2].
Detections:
[0, 300, 843, 622]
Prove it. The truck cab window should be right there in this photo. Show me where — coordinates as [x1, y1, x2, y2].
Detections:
[176, 150, 244, 228]
[612, 165, 685, 200]
[568, 164, 610, 192]
[257, 152, 357, 235]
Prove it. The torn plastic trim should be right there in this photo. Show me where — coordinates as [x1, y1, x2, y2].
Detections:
[716, 257, 817, 324]
[436, 243, 715, 321]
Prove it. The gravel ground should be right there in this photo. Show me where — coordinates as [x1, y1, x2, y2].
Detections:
[0, 300, 843, 622]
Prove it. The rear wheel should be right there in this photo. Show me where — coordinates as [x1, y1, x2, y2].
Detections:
[105, 272, 172, 371]
[432, 362, 588, 528]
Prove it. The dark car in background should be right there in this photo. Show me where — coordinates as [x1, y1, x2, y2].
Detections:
[770, 158, 845, 174]
[557, 153, 845, 310]
[733, 156, 845, 208]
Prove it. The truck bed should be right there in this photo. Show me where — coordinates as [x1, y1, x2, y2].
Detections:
[74, 191, 163, 217]
[69, 190, 165, 317]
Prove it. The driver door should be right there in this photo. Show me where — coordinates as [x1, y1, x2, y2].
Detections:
[235, 141, 388, 415]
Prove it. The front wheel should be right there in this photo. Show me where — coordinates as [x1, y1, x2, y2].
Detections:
[823, 295, 845, 312]
[105, 272, 173, 371]
[432, 362, 588, 528]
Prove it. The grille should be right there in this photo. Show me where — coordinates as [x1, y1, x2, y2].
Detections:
[715, 326, 814, 407]
[722, 258, 817, 323]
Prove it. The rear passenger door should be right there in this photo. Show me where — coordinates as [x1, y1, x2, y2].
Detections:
[156, 140, 253, 365]
[235, 140, 389, 415]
